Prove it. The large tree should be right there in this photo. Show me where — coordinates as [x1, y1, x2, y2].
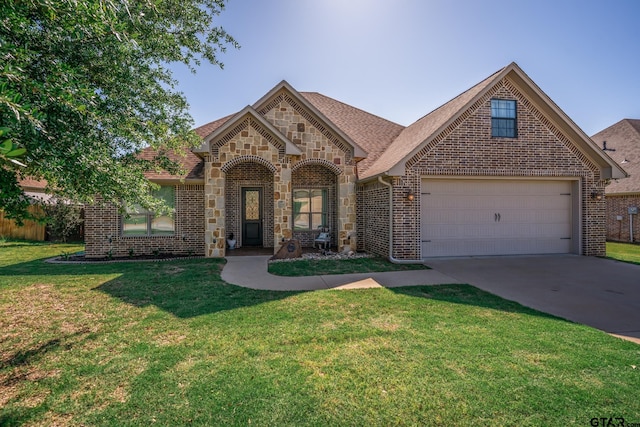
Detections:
[0, 0, 237, 222]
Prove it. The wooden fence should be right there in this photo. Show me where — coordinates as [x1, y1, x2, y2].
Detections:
[0, 205, 46, 241]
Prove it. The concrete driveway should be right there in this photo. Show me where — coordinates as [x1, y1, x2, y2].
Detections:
[425, 255, 640, 344]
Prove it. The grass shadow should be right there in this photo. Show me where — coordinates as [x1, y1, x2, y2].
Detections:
[94, 261, 301, 318]
[390, 284, 569, 322]
[0, 256, 300, 318]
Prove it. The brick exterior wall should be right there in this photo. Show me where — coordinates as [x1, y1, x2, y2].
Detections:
[84, 185, 205, 258]
[390, 78, 607, 259]
[356, 180, 390, 257]
[203, 89, 357, 257]
[606, 194, 640, 242]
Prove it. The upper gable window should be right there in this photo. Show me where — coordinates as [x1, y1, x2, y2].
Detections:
[491, 99, 517, 138]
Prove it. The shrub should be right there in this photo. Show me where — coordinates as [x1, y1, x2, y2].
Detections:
[42, 199, 84, 242]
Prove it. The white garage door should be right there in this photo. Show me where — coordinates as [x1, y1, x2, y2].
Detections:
[421, 179, 574, 257]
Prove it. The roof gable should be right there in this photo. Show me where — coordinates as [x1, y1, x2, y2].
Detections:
[361, 62, 627, 181]
[193, 105, 302, 157]
[252, 80, 367, 159]
[362, 67, 504, 179]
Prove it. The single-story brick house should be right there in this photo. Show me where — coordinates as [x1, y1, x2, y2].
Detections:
[591, 119, 640, 242]
[85, 62, 626, 259]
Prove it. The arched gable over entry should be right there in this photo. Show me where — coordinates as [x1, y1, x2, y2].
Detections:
[224, 158, 275, 249]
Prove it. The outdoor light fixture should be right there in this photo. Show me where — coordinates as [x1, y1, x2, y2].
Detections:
[591, 191, 603, 201]
[406, 190, 415, 201]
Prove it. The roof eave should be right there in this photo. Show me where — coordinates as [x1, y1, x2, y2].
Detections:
[146, 178, 205, 185]
[356, 171, 391, 184]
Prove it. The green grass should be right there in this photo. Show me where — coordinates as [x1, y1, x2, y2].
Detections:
[1, 241, 639, 426]
[607, 241, 640, 265]
[268, 256, 430, 276]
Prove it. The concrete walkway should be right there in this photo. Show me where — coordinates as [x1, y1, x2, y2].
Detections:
[221, 256, 461, 291]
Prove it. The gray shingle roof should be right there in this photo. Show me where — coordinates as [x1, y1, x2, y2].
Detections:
[591, 119, 640, 194]
[139, 147, 204, 180]
[300, 92, 404, 174]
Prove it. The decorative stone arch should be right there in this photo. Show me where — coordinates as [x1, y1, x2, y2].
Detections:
[223, 157, 275, 249]
[292, 158, 342, 176]
[221, 155, 277, 174]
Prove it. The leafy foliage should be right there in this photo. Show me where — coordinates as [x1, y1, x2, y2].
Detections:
[42, 198, 84, 242]
[0, 168, 32, 224]
[0, 0, 238, 220]
[0, 127, 26, 166]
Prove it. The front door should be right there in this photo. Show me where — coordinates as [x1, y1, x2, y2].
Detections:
[242, 188, 263, 246]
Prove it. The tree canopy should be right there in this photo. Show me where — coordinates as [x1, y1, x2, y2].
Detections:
[0, 0, 238, 222]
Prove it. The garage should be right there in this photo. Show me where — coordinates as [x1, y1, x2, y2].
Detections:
[421, 178, 579, 257]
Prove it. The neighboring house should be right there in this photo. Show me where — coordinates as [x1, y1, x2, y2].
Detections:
[84, 62, 626, 259]
[591, 119, 640, 243]
[19, 177, 49, 202]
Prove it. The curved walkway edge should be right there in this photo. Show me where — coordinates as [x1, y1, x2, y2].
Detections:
[221, 256, 462, 291]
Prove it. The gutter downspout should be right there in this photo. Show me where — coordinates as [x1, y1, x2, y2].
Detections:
[377, 176, 424, 264]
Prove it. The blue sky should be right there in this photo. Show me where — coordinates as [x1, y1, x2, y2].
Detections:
[170, 0, 640, 136]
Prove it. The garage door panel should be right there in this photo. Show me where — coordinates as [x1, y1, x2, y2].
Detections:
[421, 179, 574, 257]
[422, 209, 499, 224]
[496, 210, 571, 224]
[424, 195, 572, 210]
[494, 223, 570, 238]
[423, 238, 571, 257]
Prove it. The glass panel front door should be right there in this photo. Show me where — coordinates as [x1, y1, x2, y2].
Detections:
[242, 188, 262, 246]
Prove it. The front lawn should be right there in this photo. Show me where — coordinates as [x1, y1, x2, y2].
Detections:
[1, 241, 639, 426]
[607, 241, 640, 265]
[268, 256, 429, 276]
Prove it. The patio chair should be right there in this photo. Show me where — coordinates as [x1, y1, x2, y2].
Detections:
[314, 227, 331, 250]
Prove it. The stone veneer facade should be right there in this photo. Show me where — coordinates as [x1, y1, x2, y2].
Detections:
[203, 90, 357, 258]
[359, 78, 607, 259]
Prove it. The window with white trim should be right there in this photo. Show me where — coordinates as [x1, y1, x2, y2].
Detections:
[491, 99, 517, 138]
[293, 189, 327, 230]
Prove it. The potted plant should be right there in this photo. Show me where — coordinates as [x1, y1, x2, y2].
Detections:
[227, 233, 236, 250]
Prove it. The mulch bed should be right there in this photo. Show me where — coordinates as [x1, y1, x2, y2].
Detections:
[46, 253, 204, 264]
